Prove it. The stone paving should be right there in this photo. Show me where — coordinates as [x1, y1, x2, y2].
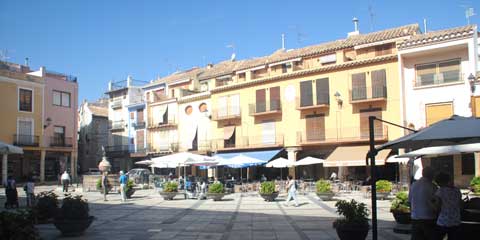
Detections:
[0, 186, 410, 240]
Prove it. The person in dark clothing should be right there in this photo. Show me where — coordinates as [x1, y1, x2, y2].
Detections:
[4, 176, 19, 209]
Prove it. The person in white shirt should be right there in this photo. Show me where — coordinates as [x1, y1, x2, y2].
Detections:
[284, 175, 299, 207]
[409, 166, 437, 240]
[330, 172, 337, 181]
[61, 171, 71, 192]
[24, 176, 35, 207]
[433, 172, 462, 240]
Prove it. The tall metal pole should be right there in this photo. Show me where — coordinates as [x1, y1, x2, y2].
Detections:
[369, 116, 378, 240]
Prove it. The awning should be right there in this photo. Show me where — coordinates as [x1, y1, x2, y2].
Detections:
[224, 126, 236, 140]
[324, 146, 391, 167]
[215, 149, 282, 161]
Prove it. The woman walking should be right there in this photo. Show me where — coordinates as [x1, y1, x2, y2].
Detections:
[284, 175, 299, 207]
[4, 176, 19, 209]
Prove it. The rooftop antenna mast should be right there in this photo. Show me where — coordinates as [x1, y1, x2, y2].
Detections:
[281, 33, 285, 50]
[0, 49, 11, 62]
[368, 4, 375, 31]
[466, 7, 475, 25]
[226, 43, 236, 61]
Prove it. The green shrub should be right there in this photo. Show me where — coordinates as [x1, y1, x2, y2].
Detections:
[470, 177, 480, 194]
[376, 180, 392, 193]
[34, 190, 59, 221]
[315, 179, 332, 193]
[56, 194, 89, 220]
[208, 183, 224, 194]
[126, 179, 135, 191]
[333, 199, 369, 228]
[163, 182, 178, 192]
[390, 191, 410, 213]
[260, 181, 276, 194]
[0, 210, 39, 240]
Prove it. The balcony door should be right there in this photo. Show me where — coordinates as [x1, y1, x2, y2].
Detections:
[352, 73, 366, 100]
[425, 102, 453, 126]
[262, 120, 276, 145]
[305, 114, 325, 141]
[270, 87, 280, 111]
[316, 78, 329, 105]
[256, 89, 266, 113]
[300, 80, 313, 107]
[17, 118, 33, 145]
[360, 108, 382, 139]
[136, 130, 144, 151]
[54, 126, 65, 146]
[372, 69, 387, 98]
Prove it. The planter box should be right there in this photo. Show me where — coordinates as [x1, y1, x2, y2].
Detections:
[334, 224, 369, 240]
[391, 211, 411, 224]
[207, 193, 225, 201]
[259, 192, 279, 202]
[376, 192, 390, 200]
[316, 192, 335, 201]
[160, 192, 177, 200]
[126, 189, 135, 199]
[54, 216, 94, 237]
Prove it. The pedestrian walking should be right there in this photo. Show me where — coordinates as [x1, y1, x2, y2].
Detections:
[61, 171, 70, 192]
[409, 166, 438, 240]
[101, 172, 108, 201]
[24, 176, 35, 207]
[284, 175, 299, 207]
[433, 172, 462, 240]
[4, 176, 19, 209]
[119, 171, 128, 202]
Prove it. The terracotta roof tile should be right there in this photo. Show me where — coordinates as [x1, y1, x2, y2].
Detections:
[398, 25, 475, 49]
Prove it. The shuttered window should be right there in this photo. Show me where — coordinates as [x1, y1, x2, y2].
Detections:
[461, 153, 475, 175]
[316, 78, 329, 105]
[425, 103, 453, 126]
[262, 120, 276, 144]
[137, 109, 144, 122]
[256, 89, 266, 113]
[360, 109, 383, 139]
[229, 94, 240, 116]
[270, 86, 280, 111]
[305, 114, 325, 141]
[300, 80, 313, 107]
[474, 96, 480, 117]
[19, 88, 33, 112]
[372, 69, 387, 98]
[218, 96, 227, 117]
[352, 73, 366, 100]
[439, 60, 461, 83]
[136, 130, 144, 149]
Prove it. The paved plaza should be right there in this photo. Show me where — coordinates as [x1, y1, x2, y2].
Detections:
[1, 186, 409, 240]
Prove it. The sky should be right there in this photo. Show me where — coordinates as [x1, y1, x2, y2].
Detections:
[1, 0, 479, 102]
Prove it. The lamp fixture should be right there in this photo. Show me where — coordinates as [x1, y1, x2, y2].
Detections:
[334, 91, 343, 106]
[43, 117, 52, 129]
[468, 73, 476, 94]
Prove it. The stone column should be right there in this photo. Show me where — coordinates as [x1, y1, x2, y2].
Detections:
[2, 154, 7, 185]
[70, 151, 76, 181]
[475, 152, 480, 177]
[40, 150, 46, 183]
[286, 147, 301, 179]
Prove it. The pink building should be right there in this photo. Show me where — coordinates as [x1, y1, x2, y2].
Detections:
[42, 70, 79, 181]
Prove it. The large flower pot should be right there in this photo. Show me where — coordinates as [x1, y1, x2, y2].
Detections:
[376, 192, 390, 200]
[334, 224, 369, 240]
[160, 192, 177, 200]
[391, 211, 411, 224]
[259, 192, 279, 202]
[54, 216, 94, 237]
[126, 188, 135, 199]
[207, 193, 225, 201]
[316, 192, 335, 201]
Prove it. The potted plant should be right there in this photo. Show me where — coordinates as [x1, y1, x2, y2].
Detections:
[470, 176, 480, 195]
[375, 180, 392, 200]
[126, 179, 135, 199]
[96, 177, 112, 194]
[316, 179, 335, 201]
[390, 191, 411, 224]
[207, 182, 226, 201]
[259, 181, 279, 202]
[333, 199, 370, 240]
[0, 210, 39, 239]
[34, 190, 59, 223]
[159, 181, 178, 200]
[54, 194, 94, 236]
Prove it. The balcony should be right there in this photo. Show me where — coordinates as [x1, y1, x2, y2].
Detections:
[50, 137, 73, 147]
[133, 121, 146, 129]
[111, 100, 122, 109]
[350, 85, 387, 103]
[13, 135, 39, 147]
[249, 100, 282, 116]
[212, 107, 241, 121]
[212, 134, 284, 151]
[148, 143, 180, 153]
[105, 145, 131, 156]
[109, 120, 126, 131]
[414, 72, 463, 88]
[147, 119, 178, 129]
[296, 92, 329, 111]
[296, 125, 388, 145]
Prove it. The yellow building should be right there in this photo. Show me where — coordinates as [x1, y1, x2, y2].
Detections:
[0, 62, 44, 183]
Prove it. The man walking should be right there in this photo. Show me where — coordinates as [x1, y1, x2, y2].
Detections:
[61, 171, 70, 192]
[101, 172, 108, 201]
[284, 175, 299, 207]
[409, 167, 438, 240]
[119, 171, 128, 202]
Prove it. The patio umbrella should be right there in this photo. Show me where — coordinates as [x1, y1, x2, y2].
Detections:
[265, 157, 293, 180]
[294, 156, 325, 166]
[151, 152, 214, 180]
[396, 143, 480, 158]
[217, 154, 267, 182]
[135, 160, 153, 165]
[0, 141, 23, 154]
[379, 115, 480, 150]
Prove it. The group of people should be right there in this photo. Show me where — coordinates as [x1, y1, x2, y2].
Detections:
[99, 170, 129, 202]
[409, 166, 463, 240]
[4, 175, 35, 208]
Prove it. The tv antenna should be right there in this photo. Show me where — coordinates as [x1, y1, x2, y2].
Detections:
[368, 4, 375, 31]
[226, 44, 236, 61]
[0, 49, 11, 61]
[466, 7, 475, 24]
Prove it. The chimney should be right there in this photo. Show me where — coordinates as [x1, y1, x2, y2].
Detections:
[127, 75, 132, 87]
[108, 80, 112, 91]
[24, 57, 29, 66]
[207, 63, 214, 69]
[281, 33, 285, 50]
[348, 17, 360, 37]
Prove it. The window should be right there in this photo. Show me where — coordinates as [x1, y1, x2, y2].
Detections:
[306, 114, 325, 141]
[461, 153, 475, 175]
[19, 88, 32, 112]
[316, 78, 329, 105]
[351, 73, 367, 100]
[200, 82, 209, 91]
[137, 109, 144, 123]
[281, 64, 288, 73]
[425, 102, 453, 126]
[53, 126, 65, 145]
[130, 112, 135, 120]
[415, 59, 461, 87]
[53, 90, 71, 107]
[300, 80, 313, 107]
[375, 43, 393, 56]
[360, 108, 383, 139]
[371, 69, 387, 98]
